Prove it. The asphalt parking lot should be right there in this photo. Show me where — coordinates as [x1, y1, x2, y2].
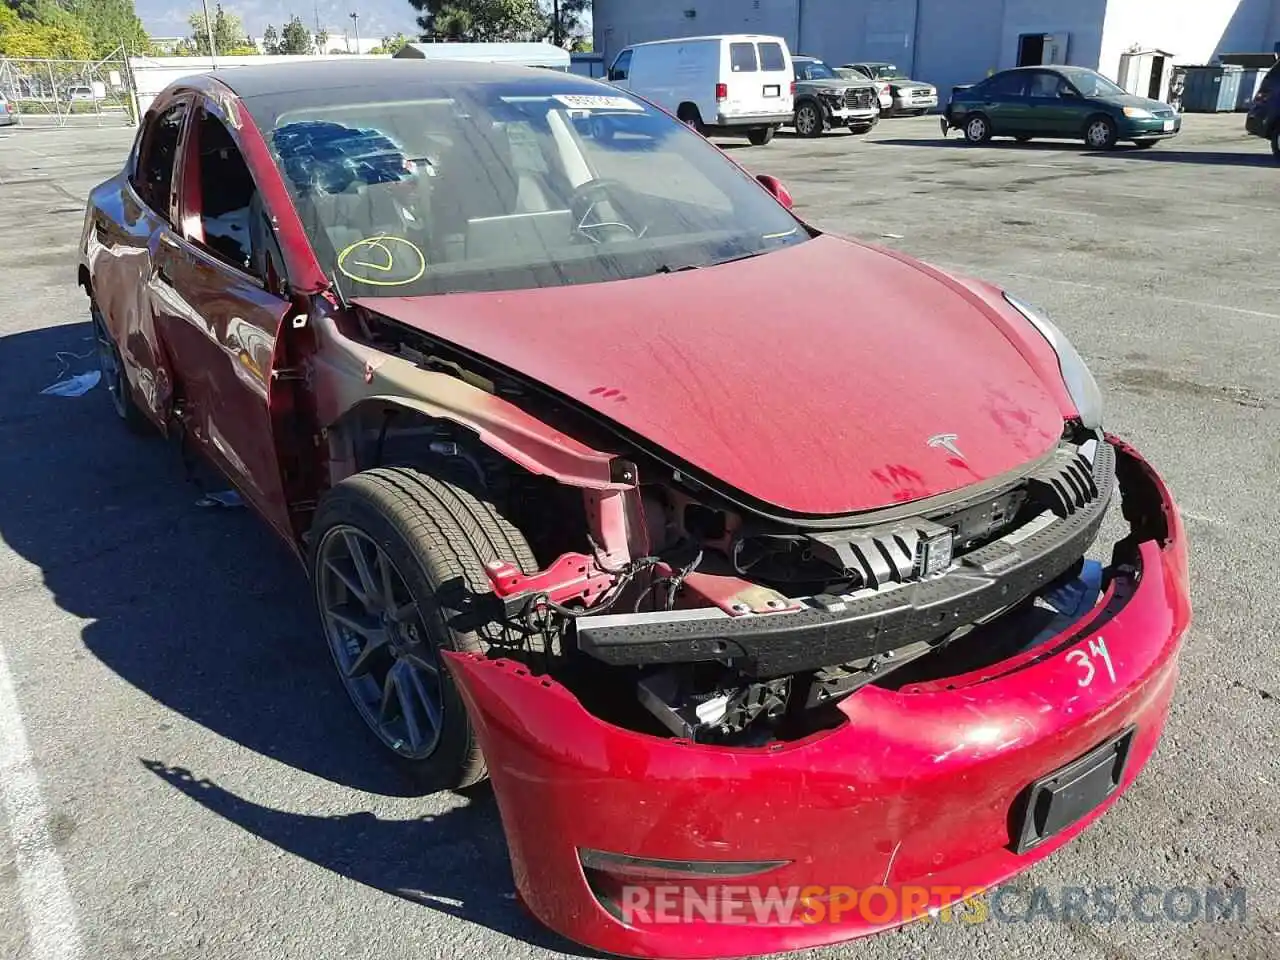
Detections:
[0, 113, 1277, 960]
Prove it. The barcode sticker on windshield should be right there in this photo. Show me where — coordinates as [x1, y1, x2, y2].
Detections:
[554, 94, 644, 111]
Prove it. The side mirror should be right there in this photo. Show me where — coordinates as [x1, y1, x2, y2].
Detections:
[756, 173, 794, 210]
[1061, 88, 1080, 98]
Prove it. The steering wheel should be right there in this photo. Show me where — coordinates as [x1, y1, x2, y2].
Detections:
[569, 178, 648, 243]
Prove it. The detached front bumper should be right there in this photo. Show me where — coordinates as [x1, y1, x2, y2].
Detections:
[445, 439, 1190, 960]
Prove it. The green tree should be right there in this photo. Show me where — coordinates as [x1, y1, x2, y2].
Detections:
[370, 31, 408, 54]
[186, 3, 254, 56]
[313, 27, 328, 53]
[0, 3, 94, 58]
[547, 0, 588, 47]
[261, 22, 279, 53]
[278, 14, 310, 54]
[65, 0, 149, 56]
[412, 0, 548, 42]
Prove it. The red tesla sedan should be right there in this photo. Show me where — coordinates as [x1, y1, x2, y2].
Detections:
[80, 59, 1191, 958]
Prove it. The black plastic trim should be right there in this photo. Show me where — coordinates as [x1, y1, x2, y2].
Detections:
[575, 442, 1116, 678]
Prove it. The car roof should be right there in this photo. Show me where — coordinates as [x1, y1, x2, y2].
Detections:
[628, 34, 786, 47]
[210, 57, 572, 100]
[199, 58, 613, 129]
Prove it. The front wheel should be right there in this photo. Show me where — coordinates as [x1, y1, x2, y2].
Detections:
[1086, 116, 1119, 150]
[794, 101, 824, 138]
[1132, 140, 1158, 149]
[963, 114, 992, 144]
[309, 467, 537, 792]
[747, 125, 776, 146]
[90, 299, 150, 433]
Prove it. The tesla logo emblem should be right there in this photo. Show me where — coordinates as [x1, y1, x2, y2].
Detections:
[927, 433, 965, 459]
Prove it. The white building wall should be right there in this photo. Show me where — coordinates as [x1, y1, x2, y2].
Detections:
[1099, 0, 1277, 78]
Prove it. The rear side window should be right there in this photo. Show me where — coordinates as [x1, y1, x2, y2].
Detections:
[758, 42, 786, 72]
[729, 42, 758, 73]
[985, 72, 1028, 97]
[608, 49, 632, 81]
[132, 102, 187, 220]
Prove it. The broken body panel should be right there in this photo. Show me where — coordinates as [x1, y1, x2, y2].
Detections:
[80, 63, 1192, 960]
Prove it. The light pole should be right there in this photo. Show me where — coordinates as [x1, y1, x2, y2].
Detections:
[350, 12, 360, 53]
[201, 0, 218, 65]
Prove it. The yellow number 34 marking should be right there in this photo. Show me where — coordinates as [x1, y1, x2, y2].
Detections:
[1066, 638, 1116, 688]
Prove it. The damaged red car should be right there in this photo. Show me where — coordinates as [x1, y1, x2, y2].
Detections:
[80, 60, 1191, 958]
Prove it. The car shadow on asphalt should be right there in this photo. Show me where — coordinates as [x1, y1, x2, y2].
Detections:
[2, 320, 604, 952]
[141, 761, 603, 957]
[873, 137, 1279, 166]
[0, 322, 438, 798]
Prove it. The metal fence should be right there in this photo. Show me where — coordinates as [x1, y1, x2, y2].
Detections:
[0, 46, 137, 127]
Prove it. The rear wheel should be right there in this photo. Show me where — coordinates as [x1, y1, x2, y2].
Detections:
[747, 125, 776, 146]
[1085, 116, 1118, 150]
[963, 113, 992, 144]
[794, 101, 824, 138]
[309, 467, 537, 792]
[90, 299, 150, 434]
[676, 103, 704, 135]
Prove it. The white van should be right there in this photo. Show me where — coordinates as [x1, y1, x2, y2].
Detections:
[606, 35, 794, 145]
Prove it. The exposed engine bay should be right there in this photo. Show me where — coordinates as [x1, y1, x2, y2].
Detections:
[342, 312, 1125, 749]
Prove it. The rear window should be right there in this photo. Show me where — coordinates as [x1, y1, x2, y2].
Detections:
[758, 42, 786, 72]
[984, 72, 1027, 97]
[729, 43, 758, 73]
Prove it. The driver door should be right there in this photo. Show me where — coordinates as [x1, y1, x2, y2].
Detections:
[154, 96, 295, 539]
[1026, 70, 1090, 136]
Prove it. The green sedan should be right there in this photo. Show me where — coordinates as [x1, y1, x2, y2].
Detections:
[942, 65, 1181, 149]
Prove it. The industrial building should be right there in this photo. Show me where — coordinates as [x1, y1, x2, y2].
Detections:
[592, 0, 1280, 103]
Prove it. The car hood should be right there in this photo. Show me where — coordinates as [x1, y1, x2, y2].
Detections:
[1099, 93, 1171, 111]
[799, 79, 873, 94]
[890, 79, 934, 92]
[355, 236, 1064, 517]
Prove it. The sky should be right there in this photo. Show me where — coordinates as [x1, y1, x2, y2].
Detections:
[139, 0, 422, 40]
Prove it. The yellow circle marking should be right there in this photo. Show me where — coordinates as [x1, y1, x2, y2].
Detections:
[336, 235, 426, 287]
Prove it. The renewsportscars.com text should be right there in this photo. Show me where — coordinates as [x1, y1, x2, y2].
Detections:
[618, 884, 1247, 926]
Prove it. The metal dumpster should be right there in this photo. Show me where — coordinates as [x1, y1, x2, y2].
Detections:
[1180, 65, 1244, 112]
[1236, 66, 1270, 110]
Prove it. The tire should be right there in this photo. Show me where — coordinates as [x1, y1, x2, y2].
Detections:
[747, 125, 776, 146]
[849, 116, 878, 135]
[963, 113, 992, 144]
[1085, 115, 1119, 150]
[794, 100, 824, 138]
[1270, 130, 1279, 158]
[309, 467, 537, 792]
[1132, 140, 1158, 149]
[676, 103, 704, 136]
[90, 299, 150, 434]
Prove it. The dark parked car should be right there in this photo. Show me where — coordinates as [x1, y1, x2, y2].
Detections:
[943, 66, 1181, 149]
[1245, 60, 1280, 158]
[80, 58, 1190, 960]
[790, 55, 879, 137]
[843, 61, 938, 115]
